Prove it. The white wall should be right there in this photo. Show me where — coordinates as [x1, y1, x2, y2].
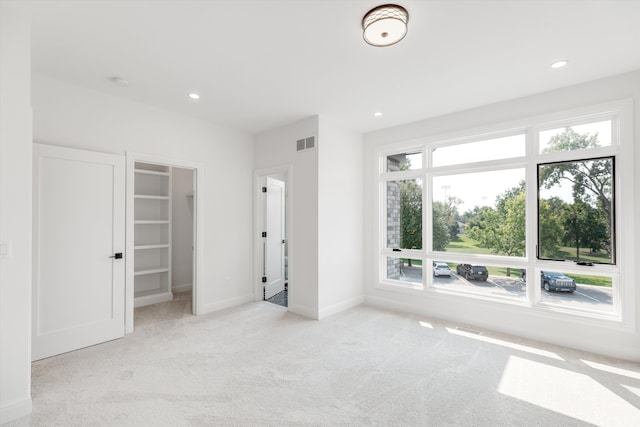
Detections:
[363, 70, 640, 361]
[254, 116, 365, 319]
[255, 117, 319, 318]
[32, 74, 255, 315]
[171, 167, 194, 292]
[317, 119, 364, 318]
[0, 4, 33, 423]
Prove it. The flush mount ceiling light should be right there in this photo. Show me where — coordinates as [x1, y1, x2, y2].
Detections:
[188, 93, 200, 100]
[362, 4, 409, 47]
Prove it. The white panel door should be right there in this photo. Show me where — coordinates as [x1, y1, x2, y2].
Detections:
[263, 177, 285, 300]
[33, 144, 125, 361]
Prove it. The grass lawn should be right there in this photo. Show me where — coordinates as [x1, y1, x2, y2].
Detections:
[444, 235, 493, 255]
[559, 274, 611, 287]
[542, 246, 611, 263]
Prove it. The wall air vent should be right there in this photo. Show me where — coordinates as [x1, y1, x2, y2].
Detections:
[296, 136, 316, 152]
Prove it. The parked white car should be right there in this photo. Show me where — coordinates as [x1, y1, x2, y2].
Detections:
[433, 262, 452, 277]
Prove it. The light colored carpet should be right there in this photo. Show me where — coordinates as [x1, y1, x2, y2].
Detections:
[8, 293, 640, 426]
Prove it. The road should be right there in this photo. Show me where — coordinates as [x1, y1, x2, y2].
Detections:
[400, 266, 613, 312]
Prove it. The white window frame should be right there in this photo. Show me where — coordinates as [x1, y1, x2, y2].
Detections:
[379, 145, 426, 290]
[373, 99, 634, 329]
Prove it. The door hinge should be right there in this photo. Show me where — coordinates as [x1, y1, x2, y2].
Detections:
[262, 276, 267, 283]
[262, 232, 267, 238]
[262, 187, 267, 193]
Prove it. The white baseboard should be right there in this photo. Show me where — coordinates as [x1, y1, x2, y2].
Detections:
[288, 303, 319, 320]
[318, 295, 364, 320]
[0, 396, 32, 425]
[199, 294, 253, 315]
[172, 283, 192, 293]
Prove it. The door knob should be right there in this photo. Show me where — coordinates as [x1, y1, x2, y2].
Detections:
[110, 252, 123, 259]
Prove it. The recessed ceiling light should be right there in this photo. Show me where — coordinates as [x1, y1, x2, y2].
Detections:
[109, 77, 128, 87]
[374, 112, 383, 117]
[188, 93, 200, 100]
[551, 60, 568, 69]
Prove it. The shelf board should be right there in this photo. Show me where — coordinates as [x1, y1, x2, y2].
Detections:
[134, 290, 173, 308]
[134, 266, 169, 276]
[135, 168, 170, 177]
[134, 194, 169, 200]
[135, 244, 170, 250]
[134, 220, 169, 225]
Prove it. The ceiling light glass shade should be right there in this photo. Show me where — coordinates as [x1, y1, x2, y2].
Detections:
[362, 4, 409, 47]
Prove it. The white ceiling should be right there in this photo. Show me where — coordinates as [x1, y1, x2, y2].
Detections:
[15, 0, 640, 135]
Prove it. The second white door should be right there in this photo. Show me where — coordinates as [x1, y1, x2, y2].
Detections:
[263, 177, 285, 300]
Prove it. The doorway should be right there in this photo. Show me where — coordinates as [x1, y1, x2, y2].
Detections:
[126, 153, 203, 333]
[255, 167, 291, 308]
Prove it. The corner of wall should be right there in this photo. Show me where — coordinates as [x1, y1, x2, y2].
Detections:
[0, 3, 33, 423]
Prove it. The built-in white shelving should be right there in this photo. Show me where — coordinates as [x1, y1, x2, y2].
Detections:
[133, 162, 172, 308]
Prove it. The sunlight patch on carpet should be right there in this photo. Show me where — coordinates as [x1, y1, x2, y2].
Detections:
[581, 359, 640, 380]
[446, 327, 564, 360]
[498, 356, 640, 426]
[623, 385, 640, 398]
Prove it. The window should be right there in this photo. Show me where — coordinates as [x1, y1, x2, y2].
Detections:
[381, 150, 424, 288]
[386, 151, 422, 172]
[385, 256, 422, 285]
[538, 157, 614, 264]
[432, 134, 525, 167]
[539, 120, 612, 153]
[432, 261, 527, 301]
[375, 102, 631, 323]
[386, 178, 422, 250]
[433, 169, 525, 255]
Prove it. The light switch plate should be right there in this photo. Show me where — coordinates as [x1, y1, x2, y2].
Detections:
[0, 241, 12, 258]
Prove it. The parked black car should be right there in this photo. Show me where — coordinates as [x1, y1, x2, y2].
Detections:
[456, 264, 488, 281]
[540, 271, 576, 292]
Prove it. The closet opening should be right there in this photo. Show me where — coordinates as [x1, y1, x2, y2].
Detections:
[125, 154, 202, 332]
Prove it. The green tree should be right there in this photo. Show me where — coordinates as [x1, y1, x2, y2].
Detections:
[432, 201, 450, 251]
[400, 179, 422, 250]
[445, 196, 463, 240]
[539, 128, 613, 260]
[466, 184, 526, 275]
[539, 128, 612, 220]
[461, 205, 494, 230]
[561, 201, 609, 260]
[538, 197, 564, 259]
